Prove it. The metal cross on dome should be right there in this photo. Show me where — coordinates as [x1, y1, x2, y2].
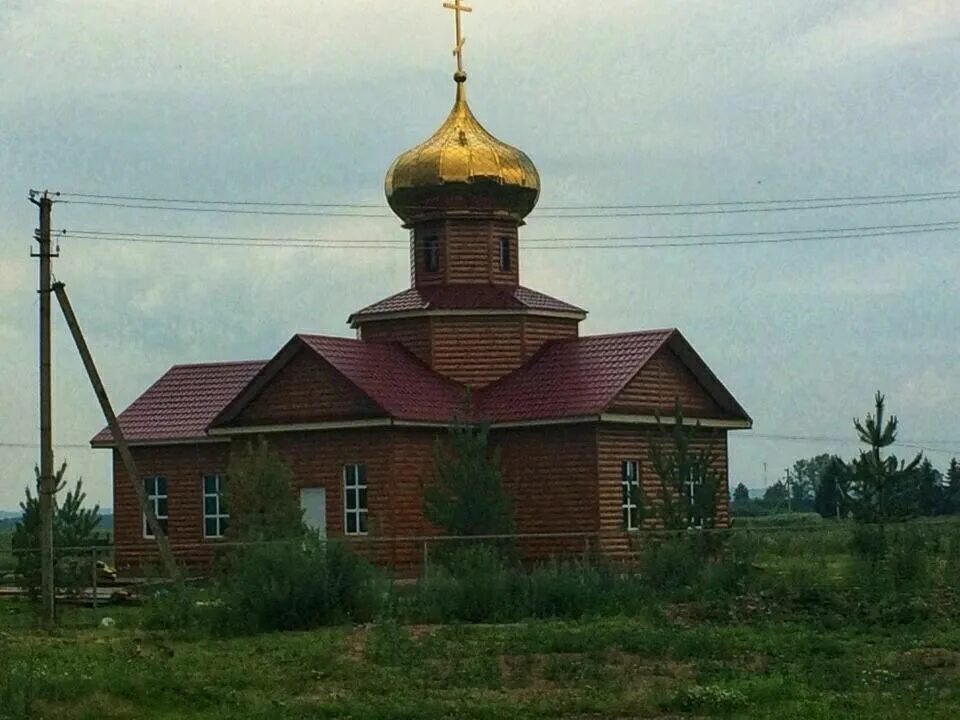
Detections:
[443, 0, 473, 74]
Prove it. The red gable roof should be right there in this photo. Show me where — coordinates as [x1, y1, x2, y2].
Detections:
[349, 285, 585, 324]
[478, 330, 675, 422]
[90, 360, 266, 446]
[93, 329, 748, 446]
[295, 335, 469, 422]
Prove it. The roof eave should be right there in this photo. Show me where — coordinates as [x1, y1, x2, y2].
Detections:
[349, 307, 588, 328]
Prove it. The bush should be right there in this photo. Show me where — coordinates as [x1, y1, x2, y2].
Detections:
[212, 539, 383, 634]
[141, 585, 214, 633]
[639, 533, 753, 598]
[414, 544, 521, 623]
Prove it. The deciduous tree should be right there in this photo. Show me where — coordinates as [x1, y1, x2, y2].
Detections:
[649, 402, 721, 529]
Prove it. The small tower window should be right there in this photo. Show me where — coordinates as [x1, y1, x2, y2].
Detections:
[423, 236, 440, 273]
[498, 237, 511, 271]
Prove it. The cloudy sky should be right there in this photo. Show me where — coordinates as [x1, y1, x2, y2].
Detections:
[1, 0, 958, 509]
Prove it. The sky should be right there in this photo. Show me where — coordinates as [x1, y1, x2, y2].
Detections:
[0, 0, 958, 509]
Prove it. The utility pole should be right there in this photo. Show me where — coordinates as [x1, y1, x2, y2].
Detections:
[30, 190, 58, 625]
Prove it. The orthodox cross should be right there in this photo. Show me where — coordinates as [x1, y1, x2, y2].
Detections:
[443, 0, 473, 74]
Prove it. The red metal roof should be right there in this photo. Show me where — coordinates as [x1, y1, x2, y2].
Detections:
[91, 360, 266, 446]
[296, 335, 470, 422]
[349, 284, 584, 323]
[477, 330, 675, 422]
[94, 329, 748, 445]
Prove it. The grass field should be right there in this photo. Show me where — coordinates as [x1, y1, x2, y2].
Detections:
[1, 600, 959, 720]
[2, 520, 960, 718]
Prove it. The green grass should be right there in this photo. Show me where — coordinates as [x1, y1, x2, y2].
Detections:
[1, 600, 959, 719]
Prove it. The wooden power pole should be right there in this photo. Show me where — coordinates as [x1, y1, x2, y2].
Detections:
[29, 190, 57, 624]
[52, 282, 180, 580]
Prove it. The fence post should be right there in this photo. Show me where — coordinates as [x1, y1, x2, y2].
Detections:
[91, 547, 98, 610]
[422, 540, 429, 580]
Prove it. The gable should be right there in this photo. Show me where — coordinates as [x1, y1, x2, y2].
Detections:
[225, 346, 383, 427]
[609, 346, 724, 418]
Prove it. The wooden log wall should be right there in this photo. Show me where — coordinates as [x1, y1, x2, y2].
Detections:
[610, 347, 724, 418]
[494, 423, 600, 560]
[233, 347, 381, 426]
[596, 424, 730, 556]
[411, 218, 520, 288]
[430, 315, 525, 387]
[359, 317, 433, 366]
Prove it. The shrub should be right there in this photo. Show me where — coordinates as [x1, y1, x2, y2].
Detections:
[141, 585, 214, 633]
[212, 539, 383, 634]
[414, 543, 520, 623]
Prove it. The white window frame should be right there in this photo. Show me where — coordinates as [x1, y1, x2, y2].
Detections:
[143, 476, 169, 539]
[498, 237, 511, 271]
[202, 474, 229, 539]
[621, 460, 640, 531]
[343, 463, 368, 536]
[687, 475, 705, 529]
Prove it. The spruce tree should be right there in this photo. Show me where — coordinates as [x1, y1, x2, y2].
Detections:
[225, 438, 305, 542]
[851, 392, 922, 536]
[425, 421, 514, 536]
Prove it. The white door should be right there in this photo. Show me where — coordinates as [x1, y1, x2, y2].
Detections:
[300, 488, 327, 538]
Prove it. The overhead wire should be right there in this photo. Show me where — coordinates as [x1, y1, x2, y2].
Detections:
[56, 188, 960, 211]
[58, 224, 960, 251]
[58, 192, 960, 219]
[60, 218, 960, 245]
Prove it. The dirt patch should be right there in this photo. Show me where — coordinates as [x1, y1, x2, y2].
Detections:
[343, 624, 370, 663]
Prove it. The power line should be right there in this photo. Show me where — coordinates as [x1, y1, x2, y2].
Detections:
[61, 218, 960, 245]
[737, 433, 959, 457]
[60, 225, 960, 251]
[59, 193, 960, 219]
[56, 188, 960, 211]
[0, 442, 90, 449]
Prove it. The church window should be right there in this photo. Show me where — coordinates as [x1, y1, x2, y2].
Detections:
[202, 474, 229, 538]
[343, 463, 368, 535]
[143, 476, 169, 538]
[423, 236, 440, 273]
[498, 237, 511, 271]
[621, 460, 640, 531]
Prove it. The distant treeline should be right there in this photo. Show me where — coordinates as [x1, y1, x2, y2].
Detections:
[0, 513, 113, 532]
[732, 455, 960, 520]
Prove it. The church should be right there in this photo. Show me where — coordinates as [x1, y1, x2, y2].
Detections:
[93, 4, 751, 572]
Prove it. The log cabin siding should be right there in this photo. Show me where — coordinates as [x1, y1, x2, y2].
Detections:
[494, 424, 599, 559]
[522, 316, 580, 358]
[413, 219, 520, 287]
[596, 424, 730, 555]
[610, 347, 724, 418]
[359, 317, 432, 365]
[231, 347, 382, 426]
[113, 443, 231, 572]
[430, 315, 524, 387]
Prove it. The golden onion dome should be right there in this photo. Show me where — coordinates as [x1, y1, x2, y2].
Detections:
[385, 74, 540, 223]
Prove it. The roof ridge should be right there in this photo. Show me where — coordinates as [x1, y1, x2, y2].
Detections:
[578, 328, 677, 341]
[295, 332, 361, 344]
[169, 358, 267, 370]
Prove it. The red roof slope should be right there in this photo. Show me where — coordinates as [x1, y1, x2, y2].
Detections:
[349, 284, 584, 323]
[477, 330, 675, 422]
[94, 329, 748, 445]
[295, 335, 470, 422]
[91, 360, 266, 446]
